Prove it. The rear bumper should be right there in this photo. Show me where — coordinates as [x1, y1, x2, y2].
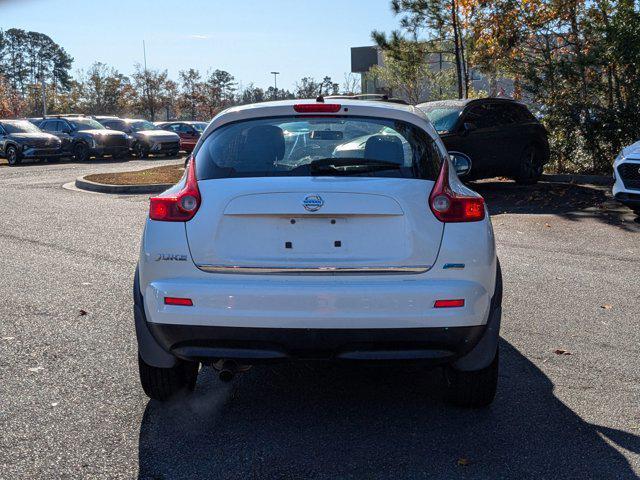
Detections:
[143, 277, 491, 330]
[147, 323, 486, 363]
[134, 260, 501, 367]
[179, 140, 196, 152]
[139, 275, 493, 365]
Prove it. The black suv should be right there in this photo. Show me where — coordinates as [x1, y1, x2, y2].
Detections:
[418, 98, 550, 184]
[0, 119, 62, 166]
[37, 116, 129, 161]
[95, 117, 180, 158]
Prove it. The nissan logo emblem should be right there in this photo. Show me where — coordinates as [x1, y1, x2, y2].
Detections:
[302, 194, 324, 212]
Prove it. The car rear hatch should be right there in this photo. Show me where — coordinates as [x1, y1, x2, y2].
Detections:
[186, 177, 443, 273]
[181, 105, 447, 273]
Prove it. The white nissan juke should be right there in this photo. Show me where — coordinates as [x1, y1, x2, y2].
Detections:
[134, 98, 502, 407]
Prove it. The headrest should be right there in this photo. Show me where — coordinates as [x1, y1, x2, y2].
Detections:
[363, 135, 404, 165]
[237, 125, 285, 170]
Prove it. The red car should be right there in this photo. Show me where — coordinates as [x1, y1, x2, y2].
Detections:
[156, 121, 207, 153]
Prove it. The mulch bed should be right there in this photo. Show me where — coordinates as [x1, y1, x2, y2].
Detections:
[85, 164, 183, 185]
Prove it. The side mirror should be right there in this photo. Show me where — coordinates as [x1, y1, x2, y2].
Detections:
[462, 122, 477, 135]
[62, 128, 72, 134]
[449, 151, 472, 177]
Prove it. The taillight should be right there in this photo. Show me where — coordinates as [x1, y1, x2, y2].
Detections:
[429, 159, 485, 222]
[149, 155, 200, 222]
[293, 103, 342, 113]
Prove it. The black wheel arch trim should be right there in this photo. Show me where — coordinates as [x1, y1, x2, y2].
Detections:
[134, 265, 178, 368]
[452, 259, 502, 371]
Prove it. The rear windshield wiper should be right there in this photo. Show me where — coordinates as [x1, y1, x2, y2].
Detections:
[308, 157, 404, 174]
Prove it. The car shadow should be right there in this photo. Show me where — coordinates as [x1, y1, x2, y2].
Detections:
[473, 180, 640, 232]
[137, 341, 639, 480]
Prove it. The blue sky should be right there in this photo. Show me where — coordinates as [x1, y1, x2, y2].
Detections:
[1, 0, 399, 91]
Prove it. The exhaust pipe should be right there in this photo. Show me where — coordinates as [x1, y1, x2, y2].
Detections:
[218, 360, 238, 382]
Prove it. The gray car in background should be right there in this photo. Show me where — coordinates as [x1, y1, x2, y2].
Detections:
[36, 116, 129, 162]
[0, 119, 62, 165]
[95, 117, 180, 158]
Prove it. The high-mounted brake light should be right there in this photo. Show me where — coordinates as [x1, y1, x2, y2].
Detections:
[293, 103, 342, 113]
[149, 155, 200, 222]
[434, 299, 465, 308]
[164, 297, 193, 306]
[429, 159, 485, 222]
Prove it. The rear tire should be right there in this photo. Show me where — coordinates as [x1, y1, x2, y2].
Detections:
[6, 145, 21, 166]
[514, 144, 543, 185]
[444, 347, 499, 408]
[138, 353, 199, 401]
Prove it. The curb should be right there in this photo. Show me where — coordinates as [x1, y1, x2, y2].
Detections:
[75, 176, 173, 194]
[541, 173, 613, 186]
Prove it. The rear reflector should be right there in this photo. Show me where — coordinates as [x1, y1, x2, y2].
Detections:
[293, 103, 342, 113]
[164, 297, 193, 306]
[434, 299, 465, 308]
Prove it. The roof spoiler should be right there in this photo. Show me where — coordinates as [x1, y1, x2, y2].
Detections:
[324, 94, 409, 105]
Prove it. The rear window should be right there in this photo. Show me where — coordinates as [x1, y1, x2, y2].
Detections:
[195, 116, 443, 181]
[420, 107, 462, 133]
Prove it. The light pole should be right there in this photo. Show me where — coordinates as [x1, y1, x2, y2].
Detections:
[270, 71, 279, 99]
[41, 74, 47, 118]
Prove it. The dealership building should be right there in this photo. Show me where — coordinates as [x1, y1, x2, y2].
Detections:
[350, 46, 514, 101]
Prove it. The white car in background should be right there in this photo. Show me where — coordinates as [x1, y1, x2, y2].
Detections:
[134, 98, 502, 408]
[613, 141, 640, 214]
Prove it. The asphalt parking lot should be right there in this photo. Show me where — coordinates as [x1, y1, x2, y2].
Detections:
[0, 158, 638, 479]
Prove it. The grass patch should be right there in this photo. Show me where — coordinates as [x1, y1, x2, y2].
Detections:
[85, 164, 184, 185]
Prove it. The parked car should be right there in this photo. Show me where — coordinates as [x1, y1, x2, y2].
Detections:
[156, 121, 208, 153]
[96, 117, 180, 158]
[417, 98, 550, 184]
[134, 99, 502, 408]
[612, 141, 640, 214]
[0, 119, 63, 166]
[37, 116, 129, 161]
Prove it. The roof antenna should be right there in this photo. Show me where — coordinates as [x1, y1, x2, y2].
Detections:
[316, 80, 326, 102]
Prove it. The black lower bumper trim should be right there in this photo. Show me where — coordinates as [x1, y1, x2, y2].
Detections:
[91, 146, 129, 156]
[23, 151, 63, 159]
[615, 192, 640, 208]
[146, 323, 486, 364]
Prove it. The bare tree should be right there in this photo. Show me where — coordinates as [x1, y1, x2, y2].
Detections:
[342, 73, 361, 94]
